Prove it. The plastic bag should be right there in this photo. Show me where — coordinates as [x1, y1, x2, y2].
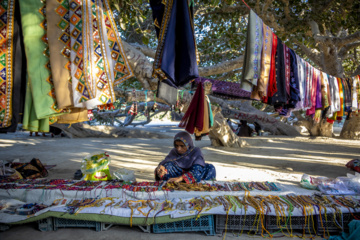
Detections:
[113, 168, 136, 182]
[81, 152, 112, 181]
[300, 174, 329, 190]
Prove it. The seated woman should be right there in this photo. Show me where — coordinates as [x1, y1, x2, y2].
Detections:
[155, 132, 216, 183]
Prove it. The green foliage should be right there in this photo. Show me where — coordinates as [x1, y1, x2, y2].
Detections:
[108, 0, 360, 84]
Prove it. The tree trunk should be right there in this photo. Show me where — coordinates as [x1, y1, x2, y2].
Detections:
[52, 123, 169, 139]
[340, 113, 360, 139]
[293, 111, 334, 137]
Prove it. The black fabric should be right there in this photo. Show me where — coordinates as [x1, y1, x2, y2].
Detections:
[49, 126, 62, 135]
[151, 0, 199, 88]
[0, 0, 27, 133]
[149, 0, 165, 39]
[267, 39, 287, 107]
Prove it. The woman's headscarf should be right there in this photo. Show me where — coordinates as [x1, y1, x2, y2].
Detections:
[159, 131, 205, 169]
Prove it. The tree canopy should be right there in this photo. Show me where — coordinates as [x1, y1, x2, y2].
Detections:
[109, 0, 360, 89]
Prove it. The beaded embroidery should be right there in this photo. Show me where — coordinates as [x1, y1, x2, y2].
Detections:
[0, 0, 15, 127]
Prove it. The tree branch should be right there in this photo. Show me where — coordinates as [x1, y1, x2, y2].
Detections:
[339, 41, 360, 58]
[199, 56, 244, 77]
[295, 41, 323, 67]
[352, 65, 360, 77]
[129, 42, 156, 59]
[312, 27, 360, 47]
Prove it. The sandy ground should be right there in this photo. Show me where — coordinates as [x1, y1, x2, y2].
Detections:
[1, 121, 359, 240]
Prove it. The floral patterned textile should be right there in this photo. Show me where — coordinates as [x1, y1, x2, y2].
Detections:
[0, 0, 15, 128]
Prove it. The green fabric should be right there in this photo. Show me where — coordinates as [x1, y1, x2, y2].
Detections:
[241, 10, 263, 92]
[8, 211, 208, 226]
[208, 97, 213, 127]
[22, 78, 49, 132]
[19, 0, 63, 120]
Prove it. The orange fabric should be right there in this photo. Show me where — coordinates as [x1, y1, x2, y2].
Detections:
[336, 77, 344, 117]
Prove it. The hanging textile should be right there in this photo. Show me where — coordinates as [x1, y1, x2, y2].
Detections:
[194, 95, 209, 140]
[306, 68, 319, 116]
[256, 23, 273, 99]
[151, 0, 199, 88]
[70, 0, 133, 110]
[287, 48, 300, 109]
[19, 0, 66, 132]
[0, 0, 15, 129]
[179, 82, 204, 134]
[194, 77, 251, 99]
[267, 38, 286, 108]
[241, 10, 263, 93]
[295, 55, 306, 110]
[0, 0, 27, 133]
[263, 32, 278, 103]
[328, 75, 340, 117]
[336, 77, 345, 119]
[283, 45, 291, 98]
[46, 0, 88, 124]
[352, 75, 360, 110]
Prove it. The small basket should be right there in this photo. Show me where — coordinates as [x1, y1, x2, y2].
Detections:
[153, 215, 215, 235]
[215, 214, 263, 234]
[53, 218, 101, 232]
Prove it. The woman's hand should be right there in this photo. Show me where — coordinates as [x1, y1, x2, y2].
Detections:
[167, 176, 183, 183]
[156, 165, 167, 178]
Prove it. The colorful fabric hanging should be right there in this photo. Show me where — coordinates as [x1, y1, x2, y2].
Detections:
[295, 55, 306, 110]
[352, 75, 360, 110]
[267, 38, 286, 107]
[194, 77, 251, 99]
[343, 77, 352, 112]
[263, 32, 278, 103]
[69, 0, 133, 110]
[0, 0, 15, 129]
[0, 0, 27, 133]
[46, 0, 88, 124]
[179, 82, 204, 134]
[336, 77, 345, 119]
[328, 75, 340, 117]
[151, 0, 199, 88]
[241, 10, 263, 93]
[19, 0, 66, 132]
[256, 23, 273, 99]
[194, 93, 210, 140]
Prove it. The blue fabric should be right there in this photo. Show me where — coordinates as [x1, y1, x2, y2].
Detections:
[160, 162, 216, 182]
[287, 48, 300, 108]
[329, 220, 360, 240]
[151, 0, 199, 88]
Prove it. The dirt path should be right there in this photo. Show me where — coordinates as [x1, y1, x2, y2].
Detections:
[1, 122, 359, 239]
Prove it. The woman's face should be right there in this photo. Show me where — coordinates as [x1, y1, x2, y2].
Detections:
[174, 140, 187, 155]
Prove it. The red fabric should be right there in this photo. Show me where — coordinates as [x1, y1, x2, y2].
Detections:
[264, 32, 278, 103]
[326, 118, 335, 124]
[179, 82, 205, 134]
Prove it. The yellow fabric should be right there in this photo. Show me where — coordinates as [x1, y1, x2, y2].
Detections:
[194, 95, 210, 137]
[336, 77, 344, 117]
[257, 23, 273, 98]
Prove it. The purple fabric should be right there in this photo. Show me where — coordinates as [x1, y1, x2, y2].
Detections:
[194, 77, 251, 99]
[315, 74, 322, 109]
[159, 131, 205, 169]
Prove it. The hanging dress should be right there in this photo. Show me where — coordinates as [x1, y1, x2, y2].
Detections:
[0, 0, 27, 133]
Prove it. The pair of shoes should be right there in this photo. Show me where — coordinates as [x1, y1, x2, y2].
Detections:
[74, 170, 83, 180]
